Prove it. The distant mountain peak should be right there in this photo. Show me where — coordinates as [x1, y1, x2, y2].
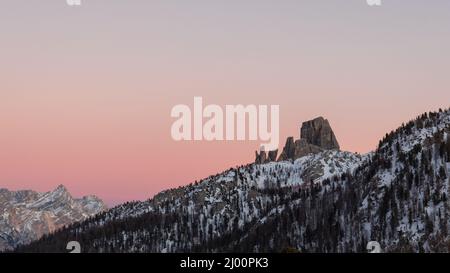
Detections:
[0, 185, 107, 251]
[55, 184, 68, 192]
[50, 184, 71, 198]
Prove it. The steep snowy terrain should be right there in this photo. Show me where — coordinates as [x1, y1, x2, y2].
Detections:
[0, 185, 107, 250]
[13, 108, 450, 253]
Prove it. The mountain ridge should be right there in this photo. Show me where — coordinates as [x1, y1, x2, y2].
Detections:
[12, 107, 450, 253]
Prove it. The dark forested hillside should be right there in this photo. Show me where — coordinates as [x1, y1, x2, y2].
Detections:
[14, 109, 450, 253]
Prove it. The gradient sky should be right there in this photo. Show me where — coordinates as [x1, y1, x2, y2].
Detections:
[1, 0, 449, 205]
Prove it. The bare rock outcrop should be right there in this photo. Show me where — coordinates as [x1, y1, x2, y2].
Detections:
[300, 117, 340, 150]
[255, 116, 340, 164]
[255, 148, 278, 164]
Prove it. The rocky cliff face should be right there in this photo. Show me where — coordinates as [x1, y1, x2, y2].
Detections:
[300, 117, 340, 150]
[255, 148, 278, 164]
[257, 116, 340, 163]
[0, 185, 107, 251]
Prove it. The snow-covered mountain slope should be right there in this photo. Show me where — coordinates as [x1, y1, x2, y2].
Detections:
[14, 108, 450, 253]
[233, 109, 450, 252]
[79, 150, 364, 225]
[0, 185, 107, 251]
[12, 150, 365, 253]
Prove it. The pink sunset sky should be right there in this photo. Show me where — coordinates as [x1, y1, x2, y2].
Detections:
[1, 1, 449, 205]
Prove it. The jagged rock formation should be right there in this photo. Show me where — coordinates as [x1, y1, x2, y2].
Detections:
[267, 150, 278, 162]
[255, 148, 278, 164]
[277, 137, 295, 161]
[0, 185, 107, 251]
[258, 117, 340, 163]
[255, 149, 266, 164]
[300, 117, 340, 150]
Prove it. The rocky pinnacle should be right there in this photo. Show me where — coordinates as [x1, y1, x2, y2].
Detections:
[256, 116, 340, 163]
